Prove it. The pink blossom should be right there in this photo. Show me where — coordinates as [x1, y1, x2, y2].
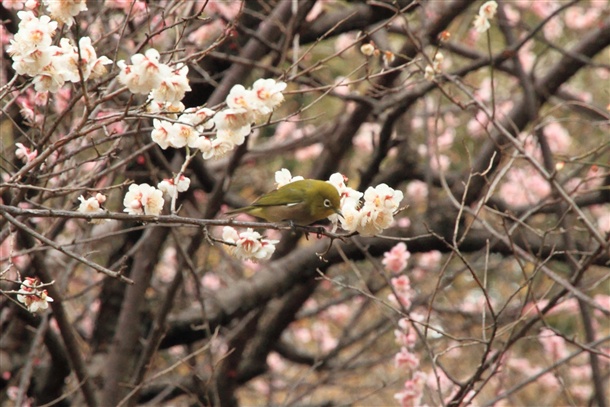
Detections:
[406, 180, 428, 205]
[201, 273, 222, 290]
[187, 19, 226, 45]
[206, 0, 241, 20]
[335, 32, 357, 55]
[417, 250, 441, 270]
[389, 293, 412, 309]
[353, 122, 380, 153]
[324, 304, 351, 323]
[311, 321, 338, 352]
[15, 143, 38, 163]
[543, 122, 571, 154]
[539, 328, 568, 360]
[395, 347, 420, 370]
[295, 143, 323, 161]
[273, 119, 298, 141]
[2, 0, 25, 9]
[394, 371, 426, 407]
[564, 6, 602, 30]
[383, 243, 411, 273]
[500, 166, 550, 206]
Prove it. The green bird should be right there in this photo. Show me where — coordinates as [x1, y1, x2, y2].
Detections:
[227, 179, 342, 225]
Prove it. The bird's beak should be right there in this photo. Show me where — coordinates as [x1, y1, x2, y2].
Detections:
[335, 208, 343, 218]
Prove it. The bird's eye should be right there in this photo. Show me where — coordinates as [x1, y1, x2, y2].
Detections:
[324, 199, 331, 207]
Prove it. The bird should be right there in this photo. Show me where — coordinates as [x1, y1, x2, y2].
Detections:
[226, 179, 342, 225]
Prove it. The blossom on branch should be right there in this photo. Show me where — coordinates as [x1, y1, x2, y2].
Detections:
[222, 226, 279, 262]
[7, 11, 57, 76]
[275, 168, 304, 188]
[118, 48, 170, 95]
[150, 63, 191, 103]
[383, 242, 411, 273]
[77, 193, 109, 223]
[123, 183, 165, 216]
[340, 183, 404, 236]
[15, 143, 38, 163]
[17, 277, 54, 313]
[42, 0, 87, 26]
[473, 0, 498, 33]
[158, 175, 191, 200]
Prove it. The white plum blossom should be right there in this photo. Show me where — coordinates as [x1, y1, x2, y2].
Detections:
[7, 11, 111, 93]
[328, 172, 363, 207]
[203, 138, 235, 160]
[63, 37, 111, 81]
[222, 227, 279, 261]
[43, 0, 87, 26]
[147, 78, 287, 161]
[17, 277, 54, 313]
[179, 107, 215, 132]
[118, 48, 170, 95]
[473, 1, 498, 33]
[340, 183, 404, 237]
[213, 107, 252, 133]
[168, 121, 198, 148]
[327, 172, 362, 228]
[479, 0, 498, 19]
[151, 119, 174, 150]
[77, 193, 109, 223]
[275, 168, 304, 188]
[123, 183, 165, 216]
[31, 61, 66, 93]
[216, 127, 249, 147]
[150, 63, 191, 103]
[226, 84, 256, 111]
[158, 175, 191, 199]
[250, 78, 287, 117]
[192, 136, 234, 160]
[148, 100, 186, 116]
[424, 52, 444, 81]
[360, 42, 376, 56]
[7, 11, 57, 76]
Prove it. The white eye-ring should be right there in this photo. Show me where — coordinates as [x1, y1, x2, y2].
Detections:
[323, 199, 331, 207]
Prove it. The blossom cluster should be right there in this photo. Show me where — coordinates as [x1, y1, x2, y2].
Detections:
[473, 0, 498, 33]
[16, 277, 54, 313]
[336, 179, 404, 237]
[7, 11, 111, 93]
[220, 169, 403, 261]
[393, 317, 426, 406]
[147, 77, 287, 160]
[118, 49, 191, 104]
[118, 76, 286, 218]
[389, 274, 414, 309]
[222, 227, 279, 262]
[267, 170, 404, 237]
[43, 0, 88, 26]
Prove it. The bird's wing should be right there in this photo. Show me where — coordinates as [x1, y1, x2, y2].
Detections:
[251, 185, 302, 207]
